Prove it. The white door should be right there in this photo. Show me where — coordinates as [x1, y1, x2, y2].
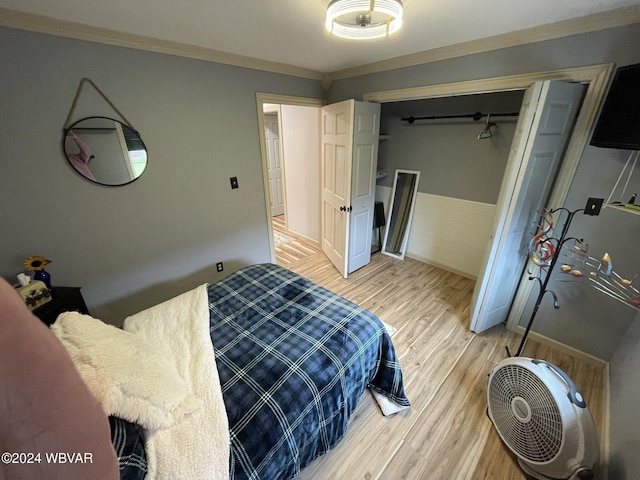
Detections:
[265, 114, 284, 216]
[348, 101, 380, 273]
[321, 100, 380, 277]
[321, 100, 354, 277]
[469, 80, 586, 334]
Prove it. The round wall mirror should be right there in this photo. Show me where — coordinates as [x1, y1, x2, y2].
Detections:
[63, 116, 148, 186]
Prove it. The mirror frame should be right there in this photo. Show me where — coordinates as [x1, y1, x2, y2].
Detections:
[381, 169, 421, 260]
[62, 116, 148, 187]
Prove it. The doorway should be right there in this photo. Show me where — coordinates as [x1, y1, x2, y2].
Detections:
[256, 94, 323, 263]
[258, 95, 381, 278]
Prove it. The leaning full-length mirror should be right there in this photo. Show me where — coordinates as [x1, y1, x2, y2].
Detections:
[63, 116, 148, 186]
[382, 169, 421, 260]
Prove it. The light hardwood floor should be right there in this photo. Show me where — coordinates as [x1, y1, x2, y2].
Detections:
[272, 216, 607, 480]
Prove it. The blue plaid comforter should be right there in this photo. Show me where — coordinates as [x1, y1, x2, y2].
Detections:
[109, 416, 147, 480]
[112, 263, 409, 480]
[208, 263, 409, 480]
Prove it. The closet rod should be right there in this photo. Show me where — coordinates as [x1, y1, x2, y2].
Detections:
[401, 111, 519, 124]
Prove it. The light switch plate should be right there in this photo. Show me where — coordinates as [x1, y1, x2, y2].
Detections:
[584, 197, 603, 216]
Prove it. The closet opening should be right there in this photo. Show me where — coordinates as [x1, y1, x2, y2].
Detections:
[362, 63, 612, 332]
[374, 90, 525, 279]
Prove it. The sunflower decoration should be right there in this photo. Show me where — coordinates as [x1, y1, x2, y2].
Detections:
[24, 255, 52, 271]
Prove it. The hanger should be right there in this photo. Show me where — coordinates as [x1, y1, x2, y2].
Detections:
[477, 113, 496, 140]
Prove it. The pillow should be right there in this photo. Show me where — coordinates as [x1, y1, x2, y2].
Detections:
[51, 312, 201, 430]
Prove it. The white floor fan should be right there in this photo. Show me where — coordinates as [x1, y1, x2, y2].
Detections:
[487, 357, 599, 480]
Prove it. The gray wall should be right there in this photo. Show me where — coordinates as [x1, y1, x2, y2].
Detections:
[0, 27, 322, 324]
[609, 311, 640, 479]
[519, 146, 640, 360]
[378, 91, 523, 204]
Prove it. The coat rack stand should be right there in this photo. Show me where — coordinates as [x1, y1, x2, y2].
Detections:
[509, 198, 603, 357]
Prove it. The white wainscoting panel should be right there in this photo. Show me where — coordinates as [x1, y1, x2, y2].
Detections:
[376, 186, 496, 279]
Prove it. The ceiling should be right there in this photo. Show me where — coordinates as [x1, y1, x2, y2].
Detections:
[1, 0, 638, 74]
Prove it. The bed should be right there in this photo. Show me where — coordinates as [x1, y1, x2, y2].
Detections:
[52, 263, 410, 480]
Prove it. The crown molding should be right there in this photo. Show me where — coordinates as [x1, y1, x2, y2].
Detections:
[362, 64, 613, 103]
[2, 6, 637, 84]
[0, 7, 324, 81]
[330, 5, 640, 80]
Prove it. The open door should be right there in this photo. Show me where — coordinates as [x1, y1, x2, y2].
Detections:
[348, 101, 380, 273]
[469, 80, 586, 334]
[321, 100, 354, 277]
[321, 100, 380, 277]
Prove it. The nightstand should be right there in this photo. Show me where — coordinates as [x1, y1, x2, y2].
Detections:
[32, 287, 90, 326]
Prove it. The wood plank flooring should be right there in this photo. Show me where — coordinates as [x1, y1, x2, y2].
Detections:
[272, 216, 607, 480]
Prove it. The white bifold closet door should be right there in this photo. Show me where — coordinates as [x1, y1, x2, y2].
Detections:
[470, 80, 586, 334]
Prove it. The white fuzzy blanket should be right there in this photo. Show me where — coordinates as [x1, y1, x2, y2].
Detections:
[123, 284, 230, 480]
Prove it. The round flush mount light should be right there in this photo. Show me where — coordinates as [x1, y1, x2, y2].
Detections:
[325, 0, 404, 40]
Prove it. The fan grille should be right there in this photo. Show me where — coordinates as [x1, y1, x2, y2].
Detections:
[489, 364, 563, 463]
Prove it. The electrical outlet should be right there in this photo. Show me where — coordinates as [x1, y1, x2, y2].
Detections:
[230, 177, 239, 189]
[216, 262, 224, 272]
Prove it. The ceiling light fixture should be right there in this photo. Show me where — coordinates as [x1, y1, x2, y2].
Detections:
[325, 0, 404, 40]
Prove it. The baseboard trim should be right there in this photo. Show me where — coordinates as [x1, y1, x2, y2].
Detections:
[405, 253, 477, 281]
[283, 228, 321, 250]
[512, 325, 607, 368]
